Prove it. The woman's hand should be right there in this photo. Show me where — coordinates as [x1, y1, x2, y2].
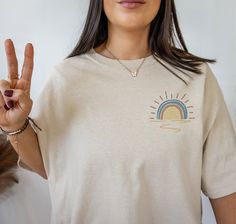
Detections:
[0, 39, 34, 131]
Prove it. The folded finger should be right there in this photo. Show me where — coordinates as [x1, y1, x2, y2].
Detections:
[3, 88, 32, 111]
[0, 91, 8, 110]
[0, 79, 12, 109]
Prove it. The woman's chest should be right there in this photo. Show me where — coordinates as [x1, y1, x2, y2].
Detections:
[58, 77, 205, 168]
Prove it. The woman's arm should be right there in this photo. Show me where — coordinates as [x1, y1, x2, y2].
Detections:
[6, 122, 47, 180]
[209, 192, 236, 224]
[0, 39, 47, 180]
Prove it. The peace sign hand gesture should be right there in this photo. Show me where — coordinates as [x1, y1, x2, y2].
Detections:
[0, 39, 34, 132]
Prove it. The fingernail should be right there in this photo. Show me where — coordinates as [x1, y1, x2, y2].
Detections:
[7, 100, 14, 108]
[4, 90, 14, 97]
[4, 104, 10, 110]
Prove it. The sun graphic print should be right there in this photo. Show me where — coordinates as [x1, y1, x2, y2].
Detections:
[149, 91, 195, 133]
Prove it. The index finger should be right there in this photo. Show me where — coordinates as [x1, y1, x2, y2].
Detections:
[4, 39, 19, 80]
[21, 43, 34, 85]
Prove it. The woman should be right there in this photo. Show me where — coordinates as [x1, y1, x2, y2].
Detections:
[0, 0, 236, 223]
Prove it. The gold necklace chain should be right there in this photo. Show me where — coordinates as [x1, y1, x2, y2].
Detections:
[105, 45, 148, 77]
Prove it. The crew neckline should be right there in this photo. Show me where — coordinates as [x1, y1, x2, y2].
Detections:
[87, 48, 157, 66]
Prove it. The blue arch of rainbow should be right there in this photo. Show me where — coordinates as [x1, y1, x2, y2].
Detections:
[156, 99, 188, 119]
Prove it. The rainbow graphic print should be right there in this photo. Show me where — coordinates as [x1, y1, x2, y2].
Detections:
[149, 91, 195, 133]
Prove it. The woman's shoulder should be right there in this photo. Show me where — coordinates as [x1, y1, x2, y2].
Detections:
[56, 52, 91, 72]
[49, 52, 93, 81]
[184, 62, 216, 84]
[197, 62, 213, 76]
[196, 62, 219, 86]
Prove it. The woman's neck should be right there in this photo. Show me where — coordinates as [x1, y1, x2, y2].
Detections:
[94, 24, 151, 60]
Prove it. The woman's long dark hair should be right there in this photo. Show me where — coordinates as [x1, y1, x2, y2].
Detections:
[66, 0, 215, 85]
[0, 134, 18, 196]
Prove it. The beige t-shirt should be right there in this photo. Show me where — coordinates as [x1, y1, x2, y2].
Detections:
[30, 49, 236, 224]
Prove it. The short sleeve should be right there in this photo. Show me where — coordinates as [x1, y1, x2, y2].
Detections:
[201, 64, 236, 199]
[29, 65, 66, 178]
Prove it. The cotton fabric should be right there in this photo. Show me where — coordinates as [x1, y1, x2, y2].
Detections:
[30, 49, 236, 224]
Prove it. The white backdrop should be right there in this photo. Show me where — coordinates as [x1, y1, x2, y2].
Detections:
[0, 0, 235, 223]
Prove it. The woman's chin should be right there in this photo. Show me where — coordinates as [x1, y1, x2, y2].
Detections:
[115, 21, 148, 31]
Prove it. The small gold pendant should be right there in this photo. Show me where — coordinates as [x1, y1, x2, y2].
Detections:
[131, 71, 137, 77]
